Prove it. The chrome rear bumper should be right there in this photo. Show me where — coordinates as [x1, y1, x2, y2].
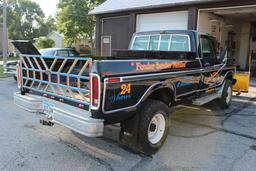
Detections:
[14, 92, 104, 137]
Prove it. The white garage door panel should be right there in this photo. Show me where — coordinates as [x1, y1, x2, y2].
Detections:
[136, 11, 188, 32]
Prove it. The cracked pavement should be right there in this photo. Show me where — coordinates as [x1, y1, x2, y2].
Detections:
[1, 77, 256, 171]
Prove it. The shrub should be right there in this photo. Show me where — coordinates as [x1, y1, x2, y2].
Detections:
[35, 37, 55, 49]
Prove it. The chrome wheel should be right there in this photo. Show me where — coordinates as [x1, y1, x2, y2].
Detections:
[226, 86, 232, 104]
[148, 113, 166, 145]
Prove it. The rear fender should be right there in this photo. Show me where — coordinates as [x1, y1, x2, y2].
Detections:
[102, 80, 175, 114]
[141, 82, 175, 107]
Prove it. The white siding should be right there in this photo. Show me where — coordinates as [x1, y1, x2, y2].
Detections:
[136, 11, 189, 32]
[48, 33, 64, 48]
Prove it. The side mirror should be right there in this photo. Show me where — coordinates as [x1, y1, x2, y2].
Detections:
[222, 50, 228, 63]
[218, 50, 228, 63]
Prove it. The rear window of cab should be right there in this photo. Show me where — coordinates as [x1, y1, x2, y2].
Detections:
[130, 34, 190, 52]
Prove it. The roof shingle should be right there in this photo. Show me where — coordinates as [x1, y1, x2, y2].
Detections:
[90, 0, 222, 15]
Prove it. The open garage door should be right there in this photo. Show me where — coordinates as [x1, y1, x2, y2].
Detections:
[197, 5, 256, 72]
[136, 11, 189, 32]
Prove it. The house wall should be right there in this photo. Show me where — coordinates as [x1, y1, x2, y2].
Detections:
[0, 25, 3, 54]
[96, 14, 136, 55]
[48, 34, 64, 48]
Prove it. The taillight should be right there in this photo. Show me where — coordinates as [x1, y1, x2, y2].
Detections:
[90, 74, 100, 109]
[106, 77, 121, 83]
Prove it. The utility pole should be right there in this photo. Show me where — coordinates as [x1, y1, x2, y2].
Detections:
[2, 0, 8, 72]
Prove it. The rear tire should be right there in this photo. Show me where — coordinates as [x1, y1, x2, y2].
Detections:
[13, 76, 17, 81]
[137, 99, 170, 155]
[20, 89, 26, 95]
[218, 80, 233, 109]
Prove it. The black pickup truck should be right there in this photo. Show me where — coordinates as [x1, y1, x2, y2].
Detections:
[14, 30, 235, 155]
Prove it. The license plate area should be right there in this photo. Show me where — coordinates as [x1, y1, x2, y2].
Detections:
[43, 101, 55, 114]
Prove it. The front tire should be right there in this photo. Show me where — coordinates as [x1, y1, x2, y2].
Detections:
[137, 99, 170, 155]
[218, 80, 233, 109]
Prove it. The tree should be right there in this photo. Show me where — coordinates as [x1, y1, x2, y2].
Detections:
[7, 0, 45, 40]
[35, 37, 55, 49]
[57, 0, 104, 48]
[0, 0, 57, 41]
[39, 16, 57, 36]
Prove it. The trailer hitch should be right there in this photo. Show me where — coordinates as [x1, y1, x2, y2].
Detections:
[40, 119, 54, 126]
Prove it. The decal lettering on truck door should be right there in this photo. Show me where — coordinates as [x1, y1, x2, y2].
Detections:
[132, 61, 188, 71]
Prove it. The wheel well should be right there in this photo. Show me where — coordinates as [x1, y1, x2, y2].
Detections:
[226, 73, 237, 85]
[147, 88, 174, 107]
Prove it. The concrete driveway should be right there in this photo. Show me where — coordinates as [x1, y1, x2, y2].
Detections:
[0, 77, 256, 171]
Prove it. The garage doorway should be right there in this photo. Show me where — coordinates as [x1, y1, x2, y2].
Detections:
[197, 5, 256, 76]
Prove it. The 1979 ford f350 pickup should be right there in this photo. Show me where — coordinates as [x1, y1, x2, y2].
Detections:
[14, 30, 236, 155]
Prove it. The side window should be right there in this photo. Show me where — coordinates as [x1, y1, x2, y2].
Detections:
[200, 36, 215, 59]
[56, 50, 69, 57]
[131, 36, 149, 50]
[39, 50, 55, 56]
[68, 50, 78, 57]
[149, 35, 160, 50]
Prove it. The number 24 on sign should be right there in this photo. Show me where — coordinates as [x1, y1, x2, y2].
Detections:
[120, 84, 131, 95]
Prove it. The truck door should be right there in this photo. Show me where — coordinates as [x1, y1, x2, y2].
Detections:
[200, 35, 222, 90]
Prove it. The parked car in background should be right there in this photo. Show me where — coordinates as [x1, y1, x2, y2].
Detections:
[39, 48, 80, 57]
[5, 61, 19, 80]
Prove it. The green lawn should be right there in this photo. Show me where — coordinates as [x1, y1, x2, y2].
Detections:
[0, 66, 4, 78]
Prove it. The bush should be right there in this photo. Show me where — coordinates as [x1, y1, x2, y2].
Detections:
[35, 37, 55, 49]
[0, 66, 4, 78]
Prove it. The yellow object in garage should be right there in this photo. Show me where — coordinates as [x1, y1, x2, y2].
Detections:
[233, 72, 250, 93]
[233, 51, 252, 93]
